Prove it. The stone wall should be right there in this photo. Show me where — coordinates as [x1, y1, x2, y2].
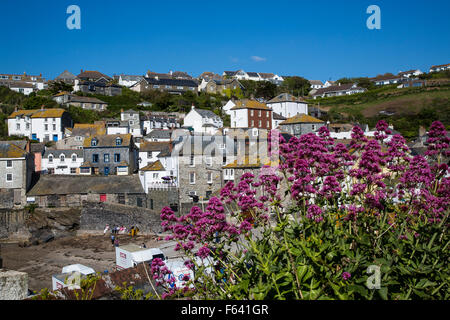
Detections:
[79, 201, 162, 234]
[0, 269, 28, 300]
[0, 209, 28, 239]
[147, 187, 179, 214]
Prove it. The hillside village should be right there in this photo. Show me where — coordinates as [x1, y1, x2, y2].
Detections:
[0, 63, 449, 299]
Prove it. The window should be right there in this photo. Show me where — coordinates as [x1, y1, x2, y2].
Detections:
[92, 154, 99, 163]
[266, 111, 269, 117]
[91, 138, 97, 146]
[26, 123, 30, 130]
[70, 168, 76, 174]
[6, 160, 12, 168]
[115, 137, 122, 146]
[104, 154, 110, 163]
[189, 172, 196, 184]
[16, 123, 20, 130]
[259, 120, 262, 127]
[48, 155, 53, 163]
[250, 110, 254, 116]
[44, 124, 48, 131]
[72, 154, 77, 162]
[114, 154, 121, 162]
[251, 120, 254, 127]
[60, 154, 65, 162]
[312, 125, 317, 131]
[52, 118, 56, 122]
[45, 134, 49, 141]
[153, 173, 159, 179]
[48, 168, 54, 174]
[259, 110, 262, 117]
[80, 167, 90, 174]
[6, 173, 13, 181]
[207, 172, 213, 183]
[44, 118, 48, 122]
[223, 156, 227, 165]
[53, 124, 56, 131]
[267, 121, 270, 127]
[189, 155, 195, 167]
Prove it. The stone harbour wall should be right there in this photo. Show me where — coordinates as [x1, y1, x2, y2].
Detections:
[80, 201, 163, 235]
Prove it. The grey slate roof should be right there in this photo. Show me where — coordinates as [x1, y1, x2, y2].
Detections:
[195, 108, 218, 119]
[143, 77, 198, 87]
[28, 174, 145, 196]
[146, 130, 173, 139]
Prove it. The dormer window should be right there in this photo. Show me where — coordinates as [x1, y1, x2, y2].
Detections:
[91, 138, 98, 146]
[72, 154, 77, 162]
[48, 155, 53, 163]
[60, 154, 65, 162]
[116, 137, 122, 146]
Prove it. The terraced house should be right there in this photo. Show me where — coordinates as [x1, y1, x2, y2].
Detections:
[0, 140, 34, 208]
[7, 108, 73, 142]
[81, 134, 138, 176]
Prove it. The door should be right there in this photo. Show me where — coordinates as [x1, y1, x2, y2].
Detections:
[104, 167, 110, 176]
[32, 133, 37, 140]
[100, 194, 107, 202]
[53, 134, 58, 142]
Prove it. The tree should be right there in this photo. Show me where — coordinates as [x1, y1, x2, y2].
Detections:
[255, 81, 278, 100]
[281, 76, 311, 97]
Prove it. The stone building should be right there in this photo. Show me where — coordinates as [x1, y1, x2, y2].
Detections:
[27, 175, 147, 208]
[175, 134, 235, 204]
[278, 114, 325, 137]
[0, 140, 34, 208]
[81, 134, 138, 176]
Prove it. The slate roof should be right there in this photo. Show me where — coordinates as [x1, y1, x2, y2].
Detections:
[272, 112, 286, 120]
[194, 108, 218, 118]
[77, 70, 111, 80]
[246, 72, 259, 78]
[139, 141, 171, 153]
[140, 160, 166, 171]
[84, 134, 132, 148]
[146, 130, 173, 139]
[280, 114, 324, 125]
[309, 80, 324, 85]
[8, 108, 66, 119]
[55, 70, 77, 80]
[143, 77, 198, 87]
[267, 93, 306, 103]
[27, 174, 145, 196]
[72, 123, 106, 136]
[230, 100, 271, 111]
[0, 141, 28, 158]
[65, 95, 107, 104]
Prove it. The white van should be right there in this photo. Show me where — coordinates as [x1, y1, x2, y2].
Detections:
[116, 244, 166, 270]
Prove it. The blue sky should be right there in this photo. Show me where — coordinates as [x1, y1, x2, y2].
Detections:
[0, 0, 449, 81]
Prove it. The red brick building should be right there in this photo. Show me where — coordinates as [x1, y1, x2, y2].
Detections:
[230, 100, 273, 130]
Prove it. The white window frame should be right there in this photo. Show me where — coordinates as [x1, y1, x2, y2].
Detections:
[207, 172, 213, 183]
[189, 172, 196, 184]
[6, 173, 13, 182]
[6, 160, 13, 168]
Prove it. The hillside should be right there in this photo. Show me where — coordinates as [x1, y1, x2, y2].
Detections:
[309, 82, 450, 139]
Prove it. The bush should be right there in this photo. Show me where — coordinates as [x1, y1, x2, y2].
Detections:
[155, 121, 449, 300]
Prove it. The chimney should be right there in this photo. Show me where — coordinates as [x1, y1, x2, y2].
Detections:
[191, 104, 195, 110]
[80, 69, 83, 73]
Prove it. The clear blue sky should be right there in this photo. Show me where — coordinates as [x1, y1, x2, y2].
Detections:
[0, 0, 449, 81]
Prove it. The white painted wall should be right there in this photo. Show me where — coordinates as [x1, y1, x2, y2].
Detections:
[230, 109, 248, 128]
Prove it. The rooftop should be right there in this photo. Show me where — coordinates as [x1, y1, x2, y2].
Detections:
[280, 114, 324, 125]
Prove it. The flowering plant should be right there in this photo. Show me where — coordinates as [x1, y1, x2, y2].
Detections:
[155, 121, 449, 300]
